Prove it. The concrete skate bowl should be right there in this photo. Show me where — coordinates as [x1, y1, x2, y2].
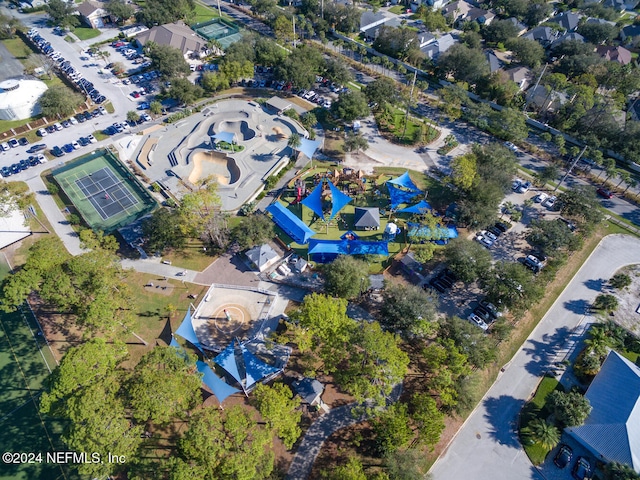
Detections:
[215, 120, 256, 141]
[188, 150, 241, 185]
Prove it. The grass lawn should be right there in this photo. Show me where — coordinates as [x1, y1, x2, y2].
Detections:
[389, 4, 405, 14]
[191, 1, 221, 24]
[160, 239, 219, 271]
[520, 376, 565, 465]
[72, 27, 101, 40]
[377, 107, 440, 145]
[2, 36, 35, 60]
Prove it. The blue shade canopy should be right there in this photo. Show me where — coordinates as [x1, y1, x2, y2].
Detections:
[308, 239, 349, 256]
[398, 200, 432, 213]
[169, 337, 189, 360]
[408, 223, 459, 240]
[388, 184, 422, 209]
[214, 340, 243, 385]
[387, 172, 420, 192]
[307, 239, 389, 263]
[197, 361, 241, 404]
[328, 181, 352, 219]
[298, 138, 321, 159]
[266, 202, 315, 244]
[175, 307, 202, 350]
[211, 131, 235, 144]
[349, 240, 389, 256]
[301, 183, 325, 219]
[241, 344, 280, 389]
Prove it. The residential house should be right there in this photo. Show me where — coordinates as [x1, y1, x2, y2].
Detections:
[567, 351, 640, 473]
[442, 0, 495, 26]
[363, 17, 402, 41]
[76, 0, 110, 29]
[549, 11, 581, 31]
[292, 377, 329, 412]
[621, 24, 640, 43]
[586, 17, 617, 27]
[602, 0, 639, 11]
[411, 0, 450, 11]
[135, 22, 208, 58]
[504, 66, 532, 90]
[521, 26, 558, 47]
[421, 33, 456, 59]
[629, 98, 640, 121]
[506, 17, 528, 35]
[398, 251, 425, 285]
[486, 50, 501, 72]
[551, 32, 585, 48]
[245, 244, 281, 272]
[526, 84, 568, 112]
[596, 45, 633, 65]
[360, 11, 389, 33]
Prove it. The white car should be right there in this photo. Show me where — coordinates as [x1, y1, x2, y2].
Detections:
[0, 142, 9, 151]
[481, 230, 498, 242]
[476, 234, 494, 248]
[54, 122, 63, 131]
[71, 141, 80, 150]
[468, 313, 489, 331]
[38, 128, 48, 137]
[517, 181, 531, 193]
[512, 178, 523, 191]
[534, 192, 548, 203]
[69, 116, 78, 125]
[86, 134, 97, 143]
[542, 195, 557, 209]
[504, 141, 518, 152]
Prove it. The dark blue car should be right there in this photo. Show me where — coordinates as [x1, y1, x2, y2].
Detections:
[62, 144, 74, 153]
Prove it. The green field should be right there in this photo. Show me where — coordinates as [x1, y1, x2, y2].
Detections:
[72, 27, 101, 41]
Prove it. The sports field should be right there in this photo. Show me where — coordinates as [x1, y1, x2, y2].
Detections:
[52, 149, 157, 232]
[0, 255, 74, 480]
[192, 18, 242, 49]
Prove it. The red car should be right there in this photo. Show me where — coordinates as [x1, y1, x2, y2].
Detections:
[112, 41, 125, 47]
[597, 187, 613, 199]
[130, 91, 141, 98]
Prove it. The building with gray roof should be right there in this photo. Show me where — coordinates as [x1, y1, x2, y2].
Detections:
[567, 350, 640, 472]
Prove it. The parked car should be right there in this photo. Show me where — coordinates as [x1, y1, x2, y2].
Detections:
[554, 445, 572, 469]
[8, 138, 19, 148]
[512, 178, 523, 191]
[494, 222, 509, 233]
[523, 254, 545, 273]
[572, 457, 591, 480]
[517, 181, 531, 193]
[504, 141, 518, 152]
[597, 187, 613, 199]
[27, 144, 47, 153]
[476, 233, 494, 248]
[18, 137, 29, 146]
[467, 313, 489, 331]
[86, 134, 97, 143]
[62, 143, 74, 153]
[0, 166, 11, 177]
[479, 299, 502, 319]
[542, 195, 557, 209]
[534, 192, 548, 203]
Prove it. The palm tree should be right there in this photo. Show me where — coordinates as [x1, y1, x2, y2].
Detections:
[616, 170, 631, 189]
[623, 178, 638, 195]
[288, 133, 301, 157]
[527, 418, 560, 451]
[596, 158, 616, 180]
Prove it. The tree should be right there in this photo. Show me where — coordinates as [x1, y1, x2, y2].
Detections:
[490, 107, 529, 142]
[324, 457, 368, 480]
[323, 255, 370, 299]
[274, 14, 294, 43]
[365, 77, 398, 108]
[412, 243, 436, 264]
[143, 207, 186, 253]
[410, 393, 445, 450]
[179, 178, 229, 250]
[603, 462, 640, 480]
[175, 405, 274, 480]
[300, 112, 317, 130]
[438, 44, 489, 83]
[505, 37, 545, 68]
[146, 43, 190, 79]
[526, 219, 581, 255]
[439, 316, 497, 368]
[450, 152, 477, 190]
[373, 26, 421, 61]
[150, 100, 163, 115]
[338, 321, 409, 406]
[482, 19, 520, 44]
[475, 71, 522, 107]
[593, 293, 619, 313]
[547, 390, 592, 427]
[444, 238, 492, 283]
[343, 131, 369, 153]
[524, 418, 560, 451]
[127, 346, 202, 424]
[45, 0, 79, 28]
[252, 383, 302, 449]
[380, 283, 438, 338]
[105, 0, 135, 23]
[127, 110, 141, 123]
[168, 78, 204, 105]
[232, 213, 274, 249]
[372, 403, 413, 455]
[0, 12, 20, 39]
[482, 261, 544, 312]
[287, 132, 301, 156]
[274, 45, 323, 90]
[323, 57, 354, 85]
[577, 22, 619, 44]
[438, 83, 469, 120]
[535, 164, 559, 186]
[39, 84, 84, 118]
[420, 339, 471, 410]
[416, 4, 449, 32]
[558, 186, 604, 226]
[331, 90, 370, 123]
[610, 273, 632, 290]
[385, 448, 429, 480]
[136, 0, 195, 27]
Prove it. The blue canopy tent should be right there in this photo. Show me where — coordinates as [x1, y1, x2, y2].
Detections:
[266, 202, 315, 244]
[408, 223, 459, 244]
[197, 361, 241, 404]
[214, 339, 244, 385]
[328, 181, 352, 219]
[388, 184, 422, 209]
[308, 239, 348, 262]
[241, 344, 280, 389]
[387, 172, 420, 192]
[298, 138, 321, 159]
[169, 337, 190, 360]
[398, 200, 432, 214]
[300, 183, 325, 219]
[175, 307, 202, 351]
[211, 131, 235, 144]
[349, 240, 389, 257]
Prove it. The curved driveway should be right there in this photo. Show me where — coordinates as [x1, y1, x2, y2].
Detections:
[430, 234, 640, 480]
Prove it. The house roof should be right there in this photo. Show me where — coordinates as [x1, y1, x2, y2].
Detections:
[76, 0, 104, 17]
[621, 24, 640, 40]
[354, 207, 380, 228]
[587, 17, 617, 26]
[550, 12, 581, 31]
[135, 22, 207, 55]
[505, 66, 531, 84]
[360, 11, 388, 31]
[522, 26, 557, 43]
[437, 33, 456, 52]
[292, 378, 324, 404]
[486, 51, 501, 72]
[506, 17, 527, 32]
[567, 351, 640, 471]
[551, 32, 585, 48]
[596, 45, 633, 65]
[603, 0, 639, 10]
[246, 244, 279, 270]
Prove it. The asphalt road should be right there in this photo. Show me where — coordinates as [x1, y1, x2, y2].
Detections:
[429, 234, 640, 480]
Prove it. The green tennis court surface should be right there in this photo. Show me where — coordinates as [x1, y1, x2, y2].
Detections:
[52, 149, 157, 233]
[0, 257, 75, 480]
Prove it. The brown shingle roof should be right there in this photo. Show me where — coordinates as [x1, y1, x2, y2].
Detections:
[135, 22, 206, 55]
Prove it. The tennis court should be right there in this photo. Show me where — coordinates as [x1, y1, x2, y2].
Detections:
[192, 19, 242, 49]
[52, 149, 157, 232]
[0, 256, 71, 480]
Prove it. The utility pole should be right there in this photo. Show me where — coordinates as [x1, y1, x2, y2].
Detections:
[523, 63, 548, 113]
[292, 16, 296, 48]
[217, 0, 222, 18]
[554, 144, 587, 192]
[401, 69, 417, 142]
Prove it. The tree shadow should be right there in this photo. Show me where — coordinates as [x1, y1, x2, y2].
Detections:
[522, 326, 573, 375]
[583, 278, 605, 292]
[229, 253, 252, 273]
[563, 299, 591, 315]
[482, 395, 525, 448]
[251, 152, 276, 162]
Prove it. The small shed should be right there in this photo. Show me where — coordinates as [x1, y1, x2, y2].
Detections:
[266, 96, 307, 115]
[293, 377, 325, 406]
[291, 257, 308, 273]
[246, 244, 281, 272]
[354, 207, 380, 230]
